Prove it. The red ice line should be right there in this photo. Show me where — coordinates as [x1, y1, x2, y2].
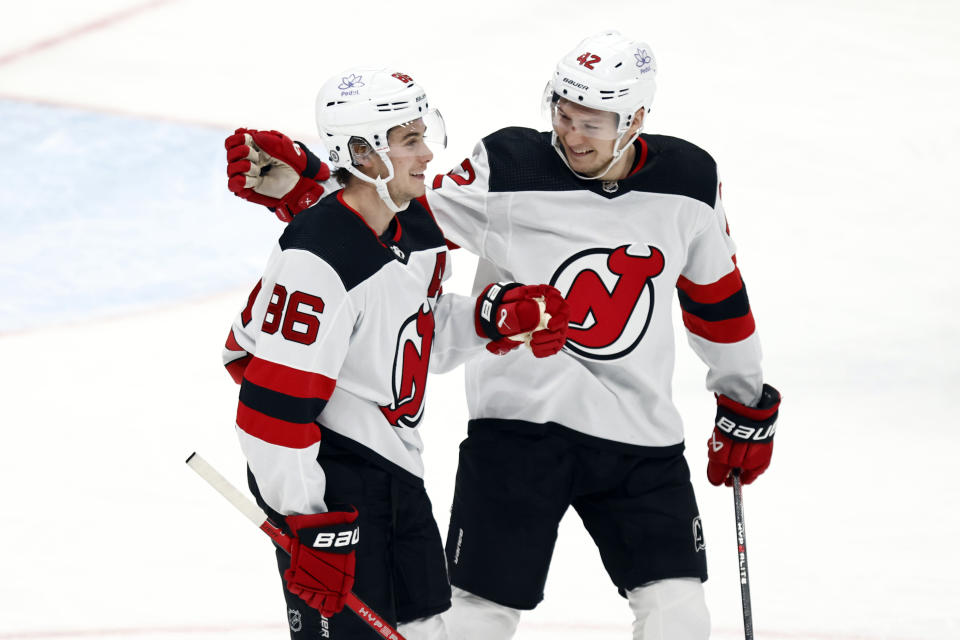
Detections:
[0, 0, 180, 68]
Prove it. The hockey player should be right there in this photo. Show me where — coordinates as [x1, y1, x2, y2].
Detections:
[221, 66, 569, 640]
[225, 32, 782, 640]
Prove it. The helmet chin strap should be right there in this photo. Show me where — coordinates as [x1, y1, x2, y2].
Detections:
[345, 152, 408, 213]
[551, 125, 642, 181]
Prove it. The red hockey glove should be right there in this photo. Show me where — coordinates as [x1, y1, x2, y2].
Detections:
[225, 128, 331, 222]
[707, 384, 782, 487]
[283, 507, 359, 617]
[475, 283, 569, 357]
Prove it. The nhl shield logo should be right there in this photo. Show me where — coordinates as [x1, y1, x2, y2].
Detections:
[550, 244, 665, 360]
[288, 608, 303, 632]
[693, 516, 705, 552]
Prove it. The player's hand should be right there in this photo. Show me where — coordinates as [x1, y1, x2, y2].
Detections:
[475, 283, 569, 357]
[707, 384, 781, 487]
[225, 128, 331, 222]
[283, 507, 359, 616]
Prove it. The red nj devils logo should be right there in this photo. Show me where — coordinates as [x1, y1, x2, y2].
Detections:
[379, 304, 435, 428]
[550, 244, 665, 360]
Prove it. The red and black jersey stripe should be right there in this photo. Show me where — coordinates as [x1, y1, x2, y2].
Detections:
[235, 357, 335, 448]
[224, 329, 251, 383]
[676, 267, 755, 344]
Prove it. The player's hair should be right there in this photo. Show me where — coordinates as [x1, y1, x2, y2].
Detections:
[334, 167, 352, 187]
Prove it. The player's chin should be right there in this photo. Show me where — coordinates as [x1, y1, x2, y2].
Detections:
[407, 174, 427, 197]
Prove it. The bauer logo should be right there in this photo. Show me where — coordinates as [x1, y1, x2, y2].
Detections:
[312, 527, 359, 549]
[562, 77, 589, 91]
[715, 415, 777, 442]
[635, 49, 653, 72]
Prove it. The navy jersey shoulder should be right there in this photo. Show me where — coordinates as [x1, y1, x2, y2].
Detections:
[279, 192, 444, 291]
[480, 127, 717, 208]
[632, 134, 717, 208]
[483, 127, 578, 193]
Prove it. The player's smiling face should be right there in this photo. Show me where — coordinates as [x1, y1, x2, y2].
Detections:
[552, 100, 622, 177]
[384, 119, 433, 205]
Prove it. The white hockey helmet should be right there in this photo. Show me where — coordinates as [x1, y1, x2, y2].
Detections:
[315, 67, 446, 211]
[544, 31, 657, 178]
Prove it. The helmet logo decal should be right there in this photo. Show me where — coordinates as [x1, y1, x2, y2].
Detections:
[338, 74, 364, 95]
[576, 52, 601, 70]
[635, 49, 653, 71]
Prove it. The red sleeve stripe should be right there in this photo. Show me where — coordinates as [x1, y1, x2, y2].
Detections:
[225, 354, 251, 384]
[236, 401, 322, 449]
[677, 267, 744, 304]
[243, 357, 336, 400]
[681, 310, 756, 344]
[225, 329, 245, 353]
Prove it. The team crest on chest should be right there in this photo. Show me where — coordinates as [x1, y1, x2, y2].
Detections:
[379, 303, 435, 428]
[550, 244, 665, 360]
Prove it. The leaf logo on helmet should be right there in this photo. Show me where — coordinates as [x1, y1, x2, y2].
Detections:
[338, 74, 365, 93]
[635, 49, 653, 70]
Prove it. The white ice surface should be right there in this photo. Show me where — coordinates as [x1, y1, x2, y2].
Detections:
[1, 1, 959, 638]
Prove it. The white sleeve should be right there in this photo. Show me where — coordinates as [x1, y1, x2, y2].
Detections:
[430, 292, 488, 373]
[424, 140, 494, 257]
[677, 180, 763, 406]
[233, 245, 357, 515]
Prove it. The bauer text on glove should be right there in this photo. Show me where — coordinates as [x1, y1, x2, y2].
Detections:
[707, 384, 781, 487]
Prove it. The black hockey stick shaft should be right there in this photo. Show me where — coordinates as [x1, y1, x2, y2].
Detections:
[185, 452, 406, 640]
[732, 470, 754, 639]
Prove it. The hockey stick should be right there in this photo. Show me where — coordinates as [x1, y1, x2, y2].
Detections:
[185, 452, 406, 640]
[731, 469, 754, 639]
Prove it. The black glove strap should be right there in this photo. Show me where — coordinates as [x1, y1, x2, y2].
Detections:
[295, 140, 325, 180]
[477, 282, 523, 340]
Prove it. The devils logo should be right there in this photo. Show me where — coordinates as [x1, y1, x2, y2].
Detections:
[550, 244, 665, 360]
[379, 304, 435, 428]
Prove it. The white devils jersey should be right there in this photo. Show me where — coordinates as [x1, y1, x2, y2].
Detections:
[223, 191, 485, 515]
[425, 128, 764, 450]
